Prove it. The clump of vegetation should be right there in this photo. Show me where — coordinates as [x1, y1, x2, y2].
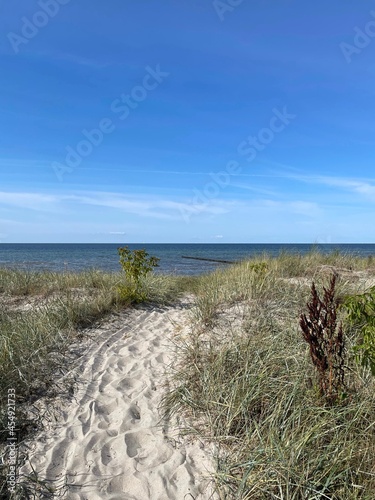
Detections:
[342, 285, 375, 375]
[300, 275, 347, 403]
[246, 261, 268, 274]
[273, 248, 372, 278]
[163, 251, 375, 498]
[117, 246, 160, 303]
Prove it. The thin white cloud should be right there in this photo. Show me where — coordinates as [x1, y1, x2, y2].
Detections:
[289, 201, 322, 217]
[32, 50, 112, 69]
[0, 218, 20, 225]
[321, 177, 375, 198]
[281, 173, 375, 200]
[0, 192, 59, 210]
[230, 182, 279, 197]
[0, 190, 236, 221]
[68, 192, 240, 219]
[259, 199, 322, 217]
[0, 189, 323, 226]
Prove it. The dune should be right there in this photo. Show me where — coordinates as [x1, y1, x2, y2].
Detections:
[20, 298, 217, 499]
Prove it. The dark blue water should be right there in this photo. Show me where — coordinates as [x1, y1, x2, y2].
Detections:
[0, 244, 374, 276]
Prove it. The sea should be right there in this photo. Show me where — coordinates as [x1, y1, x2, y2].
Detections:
[0, 244, 374, 276]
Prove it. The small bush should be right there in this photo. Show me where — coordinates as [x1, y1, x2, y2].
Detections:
[342, 285, 375, 375]
[117, 247, 159, 303]
[247, 261, 268, 274]
[300, 275, 347, 403]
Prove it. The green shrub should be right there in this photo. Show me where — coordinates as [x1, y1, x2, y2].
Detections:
[248, 261, 268, 274]
[342, 285, 375, 375]
[117, 246, 159, 303]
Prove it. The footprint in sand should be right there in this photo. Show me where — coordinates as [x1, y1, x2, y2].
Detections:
[128, 403, 141, 422]
[124, 430, 156, 458]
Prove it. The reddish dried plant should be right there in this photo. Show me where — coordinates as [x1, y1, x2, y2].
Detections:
[300, 275, 346, 402]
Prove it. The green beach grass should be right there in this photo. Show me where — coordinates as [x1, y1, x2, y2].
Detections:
[0, 267, 193, 498]
[1, 251, 374, 498]
[163, 251, 375, 499]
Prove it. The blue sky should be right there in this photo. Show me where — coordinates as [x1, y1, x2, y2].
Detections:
[0, 0, 374, 243]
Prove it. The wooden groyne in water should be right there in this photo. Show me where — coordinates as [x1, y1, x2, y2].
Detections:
[181, 255, 236, 264]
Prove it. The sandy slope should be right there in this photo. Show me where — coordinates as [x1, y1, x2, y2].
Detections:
[20, 300, 217, 499]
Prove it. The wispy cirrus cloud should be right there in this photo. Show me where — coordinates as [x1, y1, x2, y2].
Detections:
[259, 199, 322, 217]
[281, 173, 375, 200]
[0, 190, 235, 221]
[68, 192, 233, 220]
[230, 181, 279, 197]
[0, 191, 171, 218]
[0, 192, 59, 210]
[0, 189, 320, 230]
[318, 177, 375, 198]
[26, 49, 113, 69]
[2, 188, 362, 243]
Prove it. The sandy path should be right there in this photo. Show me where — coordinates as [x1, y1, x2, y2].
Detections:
[21, 300, 216, 499]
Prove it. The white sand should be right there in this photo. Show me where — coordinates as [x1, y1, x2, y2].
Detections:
[20, 300, 217, 499]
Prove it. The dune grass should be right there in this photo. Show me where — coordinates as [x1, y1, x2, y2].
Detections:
[1, 251, 374, 498]
[0, 267, 194, 498]
[0, 268, 192, 420]
[162, 251, 375, 499]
